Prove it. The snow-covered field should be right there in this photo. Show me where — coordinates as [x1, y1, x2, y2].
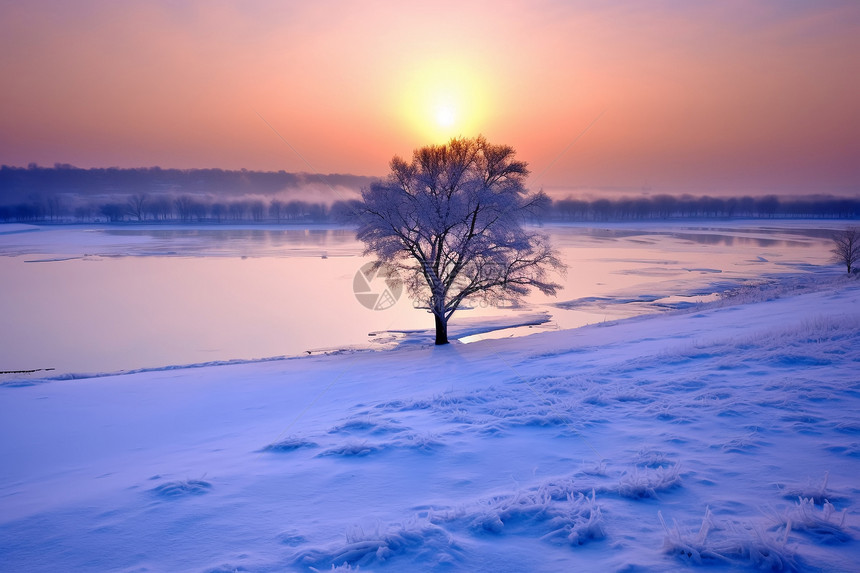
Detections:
[2, 272, 859, 571]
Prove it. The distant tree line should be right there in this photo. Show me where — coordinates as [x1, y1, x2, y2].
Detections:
[4, 193, 857, 224]
[547, 194, 860, 221]
[0, 164, 369, 223]
[0, 192, 363, 224]
[0, 164, 371, 200]
[1, 164, 858, 223]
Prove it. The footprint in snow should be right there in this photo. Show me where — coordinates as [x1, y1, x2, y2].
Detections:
[150, 479, 212, 498]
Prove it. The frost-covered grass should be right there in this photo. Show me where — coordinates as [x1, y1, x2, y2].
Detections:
[616, 465, 682, 499]
[660, 507, 799, 570]
[1, 279, 859, 571]
[709, 271, 859, 307]
[777, 497, 851, 544]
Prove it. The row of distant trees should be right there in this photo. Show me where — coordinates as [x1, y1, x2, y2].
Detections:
[550, 195, 860, 220]
[0, 164, 371, 224]
[1, 163, 858, 223]
[2, 193, 858, 224]
[0, 195, 359, 223]
[0, 164, 371, 200]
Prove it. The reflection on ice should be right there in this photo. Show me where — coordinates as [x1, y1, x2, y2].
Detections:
[0, 224, 363, 258]
[101, 226, 360, 257]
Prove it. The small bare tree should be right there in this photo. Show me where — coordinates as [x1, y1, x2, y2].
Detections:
[832, 226, 859, 274]
[270, 199, 285, 223]
[355, 136, 565, 345]
[126, 193, 148, 221]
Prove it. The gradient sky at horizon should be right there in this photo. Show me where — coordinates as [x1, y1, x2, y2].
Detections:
[1, 0, 858, 196]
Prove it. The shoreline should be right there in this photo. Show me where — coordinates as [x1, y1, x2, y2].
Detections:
[4, 269, 855, 387]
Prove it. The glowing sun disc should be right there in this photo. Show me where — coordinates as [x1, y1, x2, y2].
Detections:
[435, 105, 456, 128]
[397, 60, 491, 142]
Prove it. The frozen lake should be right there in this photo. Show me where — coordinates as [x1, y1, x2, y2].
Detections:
[0, 221, 842, 378]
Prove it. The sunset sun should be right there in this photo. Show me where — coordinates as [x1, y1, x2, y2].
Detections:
[397, 60, 491, 142]
[434, 104, 457, 129]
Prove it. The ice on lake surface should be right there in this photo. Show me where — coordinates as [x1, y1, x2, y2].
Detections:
[0, 221, 842, 378]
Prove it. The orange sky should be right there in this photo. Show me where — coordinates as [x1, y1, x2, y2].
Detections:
[1, 0, 858, 195]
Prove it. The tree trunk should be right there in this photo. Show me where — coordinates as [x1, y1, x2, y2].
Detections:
[434, 313, 449, 345]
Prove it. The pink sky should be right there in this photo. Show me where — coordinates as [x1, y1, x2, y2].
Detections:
[1, 0, 858, 195]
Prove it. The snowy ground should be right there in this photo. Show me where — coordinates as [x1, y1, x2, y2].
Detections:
[1, 275, 859, 572]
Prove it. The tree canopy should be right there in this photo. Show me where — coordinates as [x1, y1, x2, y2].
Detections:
[355, 136, 564, 344]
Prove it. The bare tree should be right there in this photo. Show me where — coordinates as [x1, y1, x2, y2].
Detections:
[250, 200, 266, 222]
[355, 136, 564, 345]
[228, 201, 249, 221]
[269, 199, 285, 223]
[285, 200, 308, 220]
[832, 226, 859, 274]
[148, 197, 173, 220]
[211, 202, 227, 223]
[126, 193, 148, 221]
[175, 195, 195, 222]
[46, 195, 63, 221]
[100, 203, 125, 222]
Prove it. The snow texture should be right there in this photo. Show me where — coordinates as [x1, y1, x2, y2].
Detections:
[1, 274, 859, 571]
